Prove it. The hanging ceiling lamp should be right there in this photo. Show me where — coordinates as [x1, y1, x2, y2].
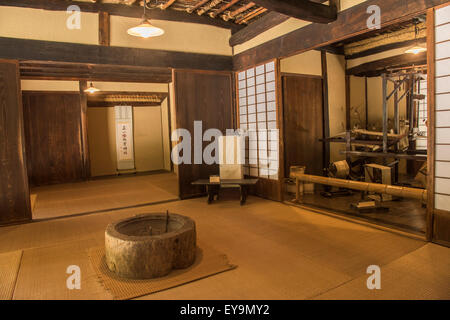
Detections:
[405, 19, 427, 54]
[127, 0, 164, 38]
[84, 82, 100, 94]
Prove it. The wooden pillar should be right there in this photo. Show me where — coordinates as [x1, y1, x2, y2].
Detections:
[426, 7, 436, 242]
[79, 81, 90, 179]
[0, 59, 31, 225]
[382, 73, 388, 153]
[321, 50, 330, 171]
[99, 11, 110, 46]
[365, 77, 368, 129]
[345, 73, 351, 131]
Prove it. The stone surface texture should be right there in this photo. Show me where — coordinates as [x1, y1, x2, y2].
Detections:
[105, 213, 196, 279]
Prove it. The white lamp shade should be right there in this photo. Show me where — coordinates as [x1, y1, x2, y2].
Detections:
[405, 45, 427, 54]
[84, 83, 100, 94]
[127, 20, 164, 38]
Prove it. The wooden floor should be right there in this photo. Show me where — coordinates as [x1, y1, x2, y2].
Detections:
[30, 172, 179, 220]
[1, 192, 448, 300]
[285, 188, 426, 235]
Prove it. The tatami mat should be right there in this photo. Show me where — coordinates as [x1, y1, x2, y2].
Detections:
[314, 243, 450, 300]
[13, 239, 112, 300]
[31, 173, 178, 220]
[0, 250, 22, 300]
[89, 244, 237, 300]
[1, 197, 447, 299]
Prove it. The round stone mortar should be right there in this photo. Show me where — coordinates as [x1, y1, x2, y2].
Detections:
[105, 213, 196, 279]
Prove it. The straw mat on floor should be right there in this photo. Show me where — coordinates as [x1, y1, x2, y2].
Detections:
[89, 244, 237, 300]
[0, 250, 22, 300]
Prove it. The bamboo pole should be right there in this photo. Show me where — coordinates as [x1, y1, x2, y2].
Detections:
[290, 172, 427, 202]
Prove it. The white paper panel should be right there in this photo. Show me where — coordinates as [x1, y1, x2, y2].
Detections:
[436, 128, 450, 143]
[436, 161, 450, 178]
[436, 110, 450, 127]
[257, 103, 266, 112]
[436, 93, 450, 110]
[436, 76, 450, 94]
[256, 83, 265, 94]
[266, 71, 275, 82]
[257, 112, 266, 122]
[436, 59, 450, 77]
[247, 86, 255, 96]
[436, 177, 450, 195]
[267, 101, 276, 111]
[436, 5, 450, 26]
[435, 194, 450, 210]
[436, 145, 450, 161]
[436, 41, 450, 60]
[266, 81, 276, 92]
[435, 23, 450, 43]
[256, 74, 265, 84]
[265, 61, 275, 72]
[248, 105, 256, 113]
[266, 91, 276, 102]
[246, 68, 255, 77]
[256, 65, 265, 75]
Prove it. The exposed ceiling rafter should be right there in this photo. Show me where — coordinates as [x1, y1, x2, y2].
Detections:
[251, 0, 337, 24]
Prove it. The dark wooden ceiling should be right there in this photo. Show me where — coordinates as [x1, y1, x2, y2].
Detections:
[86, 0, 270, 25]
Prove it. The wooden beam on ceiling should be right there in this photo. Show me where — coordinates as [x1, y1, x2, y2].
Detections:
[19, 60, 173, 83]
[187, 0, 210, 13]
[344, 21, 426, 57]
[197, 0, 224, 16]
[228, 0, 329, 46]
[226, 2, 255, 20]
[159, 0, 177, 10]
[229, 11, 289, 46]
[0, 37, 233, 72]
[210, 0, 241, 18]
[233, 0, 446, 70]
[0, 0, 243, 32]
[346, 38, 427, 60]
[346, 52, 427, 77]
[251, 0, 337, 24]
[235, 7, 267, 24]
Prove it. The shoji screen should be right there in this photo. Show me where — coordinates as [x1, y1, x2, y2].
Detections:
[237, 60, 279, 180]
[434, 5, 450, 211]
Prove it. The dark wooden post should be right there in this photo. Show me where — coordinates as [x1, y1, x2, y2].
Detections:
[99, 11, 110, 46]
[0, 59, 31, 225]
[79, 80, 90, 180]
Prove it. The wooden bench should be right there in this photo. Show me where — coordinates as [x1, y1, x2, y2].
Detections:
[191, 179, 258, 205]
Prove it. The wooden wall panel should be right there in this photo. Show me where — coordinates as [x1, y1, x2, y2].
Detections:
[0, 59, 31, 224]
[173, 70, 233, 199]
[282, 75, 324, 177]
[22, 92, 84, 186]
